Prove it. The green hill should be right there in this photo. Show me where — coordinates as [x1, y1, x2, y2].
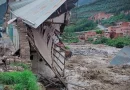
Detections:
[72, 0, 130, 18]
[78, 0, 96, 6]
[64, 0, 130, 35]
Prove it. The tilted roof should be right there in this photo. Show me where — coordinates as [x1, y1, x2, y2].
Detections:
[9, 0, 35, 11]
[9, 0, 66, 28]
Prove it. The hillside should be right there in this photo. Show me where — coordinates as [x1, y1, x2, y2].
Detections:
[72, 0, 130, 18]
[78, 0, 96, 6]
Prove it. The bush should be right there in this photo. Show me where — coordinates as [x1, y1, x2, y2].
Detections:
[11, 63, 29, 70]
[88, 38, 93, 43]
[96, 30, 102, 34]
[93, 37, 108, 44]
[107, 37, 130, 48]
[64, 19, 97, 32]
[101, 14, 130, 26]
[65, 46, 70, 49]
[0, 70, 39, 90]
[115, 42, 124, 48]
[93, 36, 130, 48]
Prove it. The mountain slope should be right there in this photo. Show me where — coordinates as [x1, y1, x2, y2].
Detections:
[78, 0, 96, 6]
[73, 0, 130, 18]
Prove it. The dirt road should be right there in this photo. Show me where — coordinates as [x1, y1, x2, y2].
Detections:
[65, 44, 130, 90]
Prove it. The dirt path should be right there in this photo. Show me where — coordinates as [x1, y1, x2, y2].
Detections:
[65, 44, 130, 90]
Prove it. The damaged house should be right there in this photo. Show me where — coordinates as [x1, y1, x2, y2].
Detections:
[5, 0, 78, 89]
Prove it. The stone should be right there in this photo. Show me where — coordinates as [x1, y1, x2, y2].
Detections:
[38, 82, 46, 90]
[0, 69, 4, 72]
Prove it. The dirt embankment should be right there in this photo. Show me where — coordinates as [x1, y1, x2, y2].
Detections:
[65, 44, 130, 90]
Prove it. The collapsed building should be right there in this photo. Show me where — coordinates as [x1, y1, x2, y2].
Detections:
[4, 0, 78, 89]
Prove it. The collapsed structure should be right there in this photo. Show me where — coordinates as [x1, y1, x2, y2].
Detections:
[5, 0, 78, 88]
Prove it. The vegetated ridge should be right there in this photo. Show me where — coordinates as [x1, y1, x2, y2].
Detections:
[73, 0, 130, 18]
[78, 0, 97, 6]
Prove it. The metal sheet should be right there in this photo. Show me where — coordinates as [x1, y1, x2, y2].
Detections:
[12, 0, 66, 28]
[110, 46, 130, 65]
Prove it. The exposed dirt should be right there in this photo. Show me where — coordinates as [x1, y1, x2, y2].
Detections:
[65, 44, 130, 90]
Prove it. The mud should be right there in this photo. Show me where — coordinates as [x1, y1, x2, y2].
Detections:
[65, 44, 130, 90]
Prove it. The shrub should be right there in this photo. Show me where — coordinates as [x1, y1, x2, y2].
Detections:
[93, 36, 130, 48]
[88, 38, 93, 43]
[11, 63, 29, 70]
[115, 42, 124, 48]
[64, 19, 97, 32]
[93, 37, 108, 44]
[0, 70, 39, 90]
[96, 30, 102, 34]
[65, 46, 70, 49]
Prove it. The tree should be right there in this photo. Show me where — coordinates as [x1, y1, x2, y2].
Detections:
[96, 30, 102, 34]
[115, 42, 124, 48]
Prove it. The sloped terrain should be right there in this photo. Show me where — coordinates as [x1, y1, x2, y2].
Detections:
[72, 0, 130, 18]
[78, 0, 96, 6]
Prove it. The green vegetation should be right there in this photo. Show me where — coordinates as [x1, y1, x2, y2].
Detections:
[66, 19, 97, 32]
[95, 30, 102, 34]
[11, 62, 30, 70]
[62, 32, 79, 43]
[106, 37, 130, 48]
[93, 37, 108, 44]
[93, 36, 130, 48]
[78, 0, 96, 6]
[65, 46, 70, 49]
[0, 70, 38, 90]
[62, 19, 93, 43]
[101, 14, 130, 26]
[72, 0, 130, 18]
[62, 19, 96, 43]
[0, 63, 38, 90]
[88, 38, 94, 43]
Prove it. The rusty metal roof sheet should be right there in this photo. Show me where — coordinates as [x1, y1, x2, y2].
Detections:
[110, 46, 130, 65]
[11, 0, 66, 28]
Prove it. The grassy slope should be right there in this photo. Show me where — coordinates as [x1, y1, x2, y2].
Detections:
[0, 70, 39, 90]
[72, 0, 130, 18]
[78, 0, 96, 6]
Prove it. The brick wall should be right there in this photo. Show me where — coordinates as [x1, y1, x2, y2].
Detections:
[17, 19, 30, 60]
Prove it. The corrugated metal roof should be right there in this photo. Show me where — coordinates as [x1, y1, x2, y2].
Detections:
[9, 0, 35, 11]
[110, 46, 130, 65]
[11, 0, 66, 28]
